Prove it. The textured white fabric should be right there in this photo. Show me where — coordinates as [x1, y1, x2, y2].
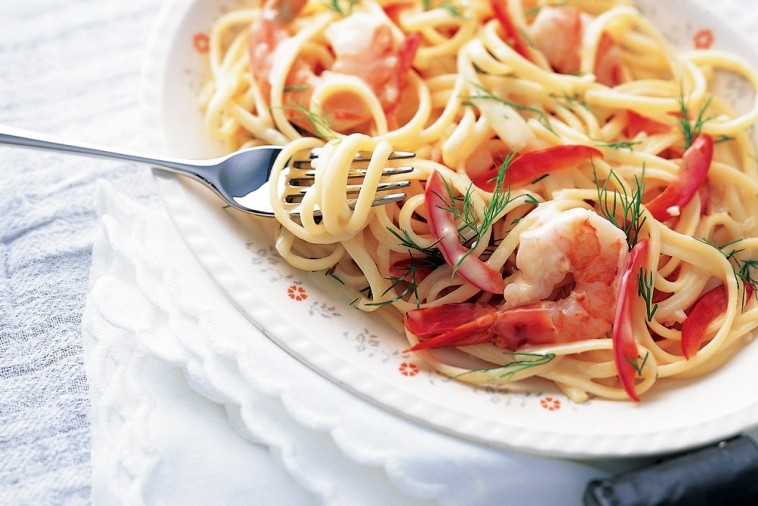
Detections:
[0, 0, 162, 504]
[83, 182, 613, 506]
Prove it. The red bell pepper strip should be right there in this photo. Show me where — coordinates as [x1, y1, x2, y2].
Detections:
[395, 32, 421, 92]
[612, 240, 649, 402]
[473, 145, 603, 192]
[681, 283, 754, 359]
[425, 171, 505, 294]
[624, 110, 672, 138]
[385, 31, 422, 130]
[645, 134, 714, 222]
[489, 0, 535, 63]
[382, 1, 413, 23]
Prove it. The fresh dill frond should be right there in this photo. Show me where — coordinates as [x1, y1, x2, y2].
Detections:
[423, 0, 464, 18]
[463, 83, 557, 135]
[477, 155, 516, 244]
[637, 269, 658, 321]
[387, 227, 444, 263]
[678, 93, 714, 149]
[324, 266, 345, 285]
[437, 154, 516, 257]
[455, 352, 556, 381]
[369, 253, 444, 308]
[516, 26, 537, 50]
[365, 229, 445, 308]
[283, 84, 311, 93]
[697, 237, 758, 306]
[713, 134, 736, 144]
[594, 139, 642, 151]
[325, 0, 358, 16]
[522, 193, 541, 206]
[594, 165, 647, 249]
[552, 92, 592, 111]
[524, 0, 568, 17]
[737, 258, 758, 298]
[626, 351, 649, 377]
[433, 154, 540, 275]
[278, 104, 337, 139]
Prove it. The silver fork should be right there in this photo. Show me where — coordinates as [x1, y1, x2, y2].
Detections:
[0, 125, 414, 217]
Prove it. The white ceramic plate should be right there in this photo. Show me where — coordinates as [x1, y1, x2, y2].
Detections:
[141, 0, 758, 457]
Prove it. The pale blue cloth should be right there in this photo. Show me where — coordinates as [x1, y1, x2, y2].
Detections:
[0, 0, 161, 503]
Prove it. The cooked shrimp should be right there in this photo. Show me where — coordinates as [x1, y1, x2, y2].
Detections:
[528, 6, 622, 86]
[248, 0, 310, 96]
[248, 1, 420, 132]
[404, 207, 629, 350]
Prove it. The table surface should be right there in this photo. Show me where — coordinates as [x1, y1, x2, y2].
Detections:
[1, 0, 161, 503]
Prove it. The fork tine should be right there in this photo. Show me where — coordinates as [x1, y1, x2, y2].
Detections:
[298, 165, 414, 178]
[285, 192, 407, 207]
[288, 166, 414, 185]
[289, 179, 411, 194]
[365, 193, 407, 206]
[305, 148, 415, 161]
[290, 152, 415, 170]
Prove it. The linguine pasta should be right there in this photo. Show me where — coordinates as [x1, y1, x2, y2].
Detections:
[200, 0, 758, 402]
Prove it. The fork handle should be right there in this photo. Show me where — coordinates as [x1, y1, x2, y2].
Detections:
[0, 124, 205, 176]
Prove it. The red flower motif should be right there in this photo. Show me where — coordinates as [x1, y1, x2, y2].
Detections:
[193, 33, 210, 53]
[398, 362, 419, 377]
[287, 284, 307, 301]
[540, 396, 561, 411]
[693, 28, 714, 50]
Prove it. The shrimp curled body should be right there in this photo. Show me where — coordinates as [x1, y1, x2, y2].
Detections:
[248, 0, 419, 133]
[405, 208, 629, 351]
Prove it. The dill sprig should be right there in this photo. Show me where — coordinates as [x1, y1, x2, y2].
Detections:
[365, 229, 445, 308]
[388, 227, 444, 260]
[594, 165, 647, 248]
[436, 153, 522, 266]
[374, 253, 441, 308]
[423, 0, 464, 18]
[278, 104, 337, 139]
[454, 352, 556, 381]
[702, 238, 758, 300]
[325, 0, 358, 16]
[626, 351, 650, 376]
[594, 139, 642, 151]
[737, 258, 758, 300]
[470, 153, 516, 246]
[637, 269, 659, 321]
[553, 92, 593, 116]
[524, 0, 568, 17]
[678, 93, 714, 150]
[462, 83, 557, 135]
[434, 154, 540, 274]
[324, 265, 346, 285]
[283, 84, 310, 93]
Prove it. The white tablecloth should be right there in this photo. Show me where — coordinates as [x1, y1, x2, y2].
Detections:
[0, 0, 756, 504]
[83, 181, 620, 505]
[1, 0, 161, 503]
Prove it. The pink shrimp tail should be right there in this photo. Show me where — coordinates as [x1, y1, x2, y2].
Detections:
[405, 303, 497, 351]
[405, 302, 559, 351]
